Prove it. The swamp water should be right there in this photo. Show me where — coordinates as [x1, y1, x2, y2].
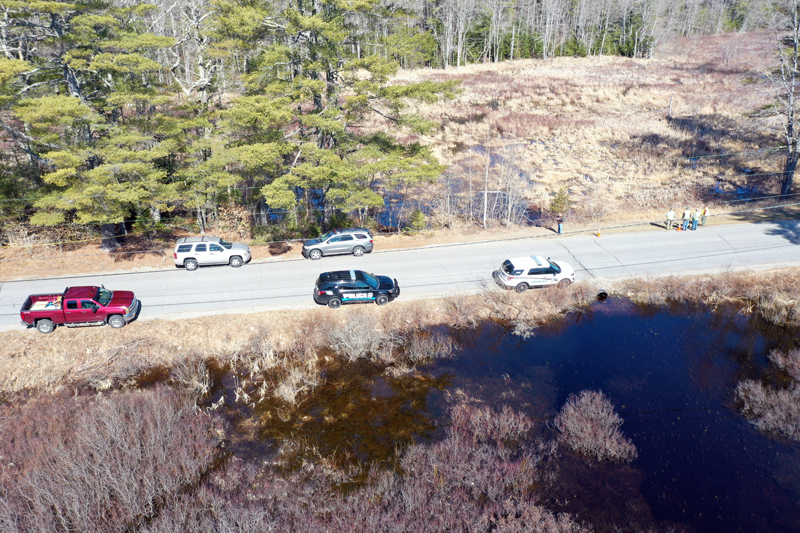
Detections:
[207, 298, 800, 533]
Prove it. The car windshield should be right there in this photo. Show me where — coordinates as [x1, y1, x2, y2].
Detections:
[319, 231, 334, 241]
[362, 272, 379, 289]
[219, 239, 232, 249]
[95, 288, 113, 306]
[548, 260, 561, 274]
[501, 260, 515, 275]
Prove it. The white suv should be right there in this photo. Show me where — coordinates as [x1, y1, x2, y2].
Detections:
[492, 255, 575, 292]
[173, 237, 251, 271]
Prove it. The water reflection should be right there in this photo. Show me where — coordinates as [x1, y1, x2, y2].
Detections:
[427, 297, 800, 533]
[202, 298, 799, 532]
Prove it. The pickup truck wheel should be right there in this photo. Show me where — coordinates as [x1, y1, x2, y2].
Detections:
[108, 315, 125, 328]
[352, 246, 365, 257]
[557, 279, 572, 288]
[185, 259, 199, 271]
[309, 249, 322, 260]
[376, 295, 389, 306]
[514, 283, 529, 293]
[36, 319, 55, 334]
[230, 256, 243, 268]
[327, 298, 342, 309]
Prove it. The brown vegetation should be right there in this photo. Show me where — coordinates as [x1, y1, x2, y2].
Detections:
[615, 269, 800, 327]
[381, 31, 787, 235]
[137, 400, 588, 533]
[737, 348, 800, 441]
[554, 390, 638, 463]
[0, 386, 222, 533]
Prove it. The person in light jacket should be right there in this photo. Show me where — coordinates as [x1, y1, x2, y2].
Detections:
[665, 208, 676, 230]
[681, 207, 692, 231]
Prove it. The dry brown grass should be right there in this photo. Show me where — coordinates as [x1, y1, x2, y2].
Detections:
[385, 31, 783, 222]
[615, 268, 800, 327]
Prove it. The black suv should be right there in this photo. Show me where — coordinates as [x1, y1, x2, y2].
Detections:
[313, 270, 400, 309]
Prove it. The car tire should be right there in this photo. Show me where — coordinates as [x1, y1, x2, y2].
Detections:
[376, 295, 389, 306]
[557, 279, 572, 288]
[514, 283, 529, 293]
[327, 298, 342, 309]
[352, 246, 365, 257]
[309, 249, 322, 260]
[230, 255, 243, 268]
[36, 319, 55, 334]
[185, 259, 199, 271]
[108, 315, 125, 328]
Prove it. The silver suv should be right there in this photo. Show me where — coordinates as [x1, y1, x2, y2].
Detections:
[173, 236, 251, 271]
[302, 229, 374, 260]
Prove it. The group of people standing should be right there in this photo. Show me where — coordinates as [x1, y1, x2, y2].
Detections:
[665, 206, 709, 231]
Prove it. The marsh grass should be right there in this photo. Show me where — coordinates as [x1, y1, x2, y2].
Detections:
[616, 269, 800, 327]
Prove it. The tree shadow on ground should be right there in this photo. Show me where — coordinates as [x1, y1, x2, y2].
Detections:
[111, 235, 168, 263]
[729, 207, 800, 245]
[628, 113, 784, 202]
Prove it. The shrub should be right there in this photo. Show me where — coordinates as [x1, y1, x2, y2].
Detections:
[450, 402, 534, 446]
[0, 386, 221, 533]
[554, 390, 637, 462]
[401, 330, 456, 363]
[324, 310, 395, 363]
[737, 349, 800, 441]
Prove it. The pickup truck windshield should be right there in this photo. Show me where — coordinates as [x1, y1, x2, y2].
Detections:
[362, 272, 379, 289]
[96, 288, 113, 306]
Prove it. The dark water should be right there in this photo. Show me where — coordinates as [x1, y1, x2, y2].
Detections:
[207, 298, 800, 532]
[428, 298, 800, 533]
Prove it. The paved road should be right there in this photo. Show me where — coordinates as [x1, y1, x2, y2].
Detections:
[1, 219, 799, 331]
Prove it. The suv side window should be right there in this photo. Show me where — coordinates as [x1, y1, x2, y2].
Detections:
[340, 282, 355, 290]
[528, 268, 546, 275]
[209, 244, 223, 252]
[328, 236, 341, 243]
[340, 235, 353, 241]
[354, 281, 371, 290]
[195, 244, 207, 252]
[177, 244, 192, 253]
[355, 234, 367, 239]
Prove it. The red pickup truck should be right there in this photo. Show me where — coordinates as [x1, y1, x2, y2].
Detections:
[20, 286, 140, 334]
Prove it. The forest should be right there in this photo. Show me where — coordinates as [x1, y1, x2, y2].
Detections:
[0, 0, 790, 249]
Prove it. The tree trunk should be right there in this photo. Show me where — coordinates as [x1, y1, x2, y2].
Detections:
[783, 151, 797, 196]
[150, 206, 161, 223]
[100, 223, 119, 251]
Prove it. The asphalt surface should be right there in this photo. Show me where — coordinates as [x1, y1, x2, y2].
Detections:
[2, 219, 799, 331]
